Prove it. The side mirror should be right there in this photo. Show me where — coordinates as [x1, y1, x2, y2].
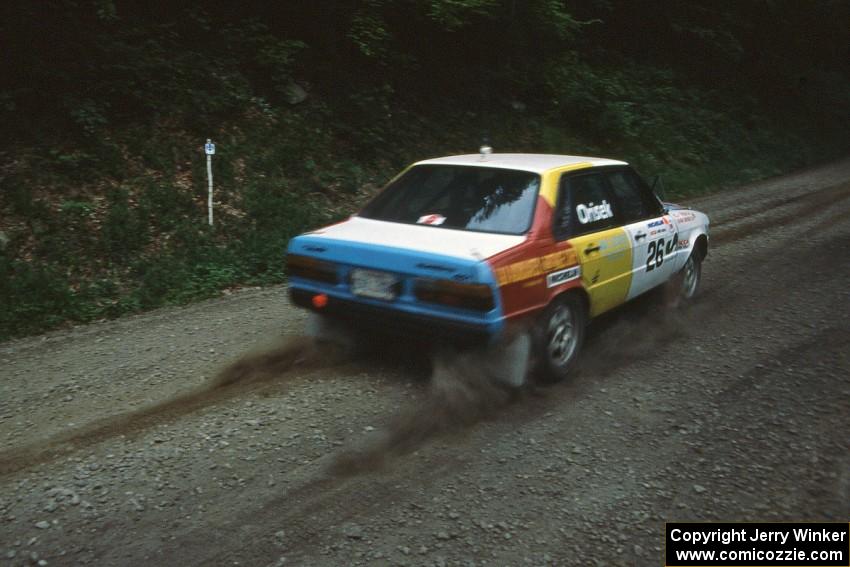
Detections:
[650, 175, 667, 201]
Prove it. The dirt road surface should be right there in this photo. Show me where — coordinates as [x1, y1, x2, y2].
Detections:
[2, 160, 849, 566]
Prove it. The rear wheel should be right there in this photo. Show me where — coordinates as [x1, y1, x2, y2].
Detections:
[534, 294, 586, 383]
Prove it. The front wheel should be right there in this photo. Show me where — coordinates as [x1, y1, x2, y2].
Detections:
[682, 253, 702, 298]
[534, 294, 586, 383]
[664, 252, 702, 307]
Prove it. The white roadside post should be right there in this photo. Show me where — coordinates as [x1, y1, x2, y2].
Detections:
[204, 139, 216, 226]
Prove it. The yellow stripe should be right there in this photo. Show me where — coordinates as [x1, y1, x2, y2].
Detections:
[539, 162, 594, 207]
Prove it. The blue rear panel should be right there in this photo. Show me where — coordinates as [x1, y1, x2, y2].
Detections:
[287, 235, 505, 337]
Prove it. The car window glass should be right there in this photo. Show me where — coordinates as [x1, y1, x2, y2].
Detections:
[631, 170, 665, 215]
[359, 165, 541, 235]
[607, 171, 649, 222]
[556, 173, 616, 238]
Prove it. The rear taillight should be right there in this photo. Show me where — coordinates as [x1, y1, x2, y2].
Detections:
[414, 279, 494, 311]
[287, 254, 338, 284]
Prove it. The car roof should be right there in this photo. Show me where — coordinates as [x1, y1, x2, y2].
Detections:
[414, 153, 628, 174]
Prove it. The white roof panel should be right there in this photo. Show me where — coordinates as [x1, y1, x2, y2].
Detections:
[414, 153, 628, 174]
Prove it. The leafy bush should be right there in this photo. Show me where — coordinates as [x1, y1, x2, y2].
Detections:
[101, 189, 148, 261]
[0, 255, 77, 339]
[0, 1, 848, 340]
[60, 200, 95, 216]
[2, 178, 50, 220]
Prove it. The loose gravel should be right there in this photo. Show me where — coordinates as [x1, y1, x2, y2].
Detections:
[1, 159, 849, 566]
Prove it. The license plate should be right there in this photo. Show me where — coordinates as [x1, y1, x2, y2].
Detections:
[350, 269, 398, 301]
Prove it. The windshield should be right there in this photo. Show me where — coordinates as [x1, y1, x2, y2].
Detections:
[359, 165, 540, 235]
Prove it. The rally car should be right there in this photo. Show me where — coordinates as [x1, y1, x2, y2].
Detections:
[286, 151, 709, 383]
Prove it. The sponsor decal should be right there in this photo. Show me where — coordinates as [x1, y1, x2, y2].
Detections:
[645, 232, 679, 272]
[495, 249, 578, 286]
[672, 211, 696, 223]
[677, 238, 689, 250]
[417, 213, 446, 226]
[546, 266, 581, 288]
[576, 200, 613, 224]
[662, 215, 671, 225]
[647, 219, 665, 228]
[591, 270, 600, 284]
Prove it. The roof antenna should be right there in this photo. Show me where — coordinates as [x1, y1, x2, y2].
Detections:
[479, 137, 492, 161]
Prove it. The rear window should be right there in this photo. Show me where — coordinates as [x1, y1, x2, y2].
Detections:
[359, 165, 541, 235]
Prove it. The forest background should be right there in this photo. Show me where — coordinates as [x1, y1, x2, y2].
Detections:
[1, 0, 848, 339]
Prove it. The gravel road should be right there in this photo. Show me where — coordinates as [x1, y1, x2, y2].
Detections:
[2, 160, 849, 566]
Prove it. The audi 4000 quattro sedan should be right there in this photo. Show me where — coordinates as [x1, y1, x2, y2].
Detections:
[286, 152, 709, 383]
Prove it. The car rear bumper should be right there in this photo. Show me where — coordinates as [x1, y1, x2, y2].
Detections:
[289, 288, 494, 346]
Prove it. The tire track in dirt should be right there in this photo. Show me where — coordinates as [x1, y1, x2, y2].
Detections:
[711, 181, 850, 244]
[697, 179, 848, 228]
[0, 337, 349, 476]
[173, 223, 850, 566]
[15, 163, 846, 567]
[685, 158, 850, 215]
[204, 211, 850, 564]
[1, 173, 846, 479]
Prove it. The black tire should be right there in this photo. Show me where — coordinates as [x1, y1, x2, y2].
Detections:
[664, 251, 702, 308]
[534, 293, 586, 383]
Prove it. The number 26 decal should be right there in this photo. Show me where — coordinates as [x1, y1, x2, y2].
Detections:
[646, 233, 678, 272]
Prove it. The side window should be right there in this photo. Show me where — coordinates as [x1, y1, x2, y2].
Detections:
[555, 172, 616, 239]
[629, 168, 665, 216]
[607, 170, 651, 223]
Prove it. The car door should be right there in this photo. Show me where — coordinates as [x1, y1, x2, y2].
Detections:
[555, 171, 633, 317]
[605, 168, 678, 300]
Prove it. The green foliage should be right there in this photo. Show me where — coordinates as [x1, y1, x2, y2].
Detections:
[247, 30, 307, 96]
[137, 179, 199, 230]
[60, 200, 95, 216]
[0, 254, 76, 340]
[101, 189, 148, 261]
[0, 0, 848, 340]
[68, 99, 110, 135]
[349, 11, 392, 60]
[426, 0, 500, 31]
[2, 179, 50, 220]
[337, 85, 397, 154]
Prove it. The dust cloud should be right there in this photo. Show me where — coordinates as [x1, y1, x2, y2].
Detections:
[0, 302, 703, 478]
[329, 345, 518, 476]
[210, 335, 347, 389]
[328, 297, 707, 477]
[574, 289, 702, 378]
